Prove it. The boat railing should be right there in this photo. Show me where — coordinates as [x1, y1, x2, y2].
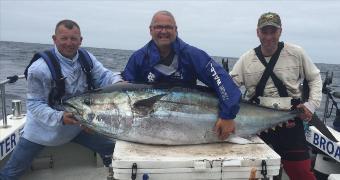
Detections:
[0, 75, 25, 128]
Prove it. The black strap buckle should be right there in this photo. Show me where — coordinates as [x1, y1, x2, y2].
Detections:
[261, 160, 268, 179]
[290, 98, 301, 110]
[131, 163, 137, 180]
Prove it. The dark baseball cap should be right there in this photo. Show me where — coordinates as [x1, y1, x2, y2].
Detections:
[257, 12, 281, 29]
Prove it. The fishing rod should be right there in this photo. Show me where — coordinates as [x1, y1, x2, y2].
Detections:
[322, 71, 340, 132]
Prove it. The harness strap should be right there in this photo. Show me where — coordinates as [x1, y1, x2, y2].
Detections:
[250, 42, 287, 103]
[24, 48, 93, 106]
[78, 48, 94, 90]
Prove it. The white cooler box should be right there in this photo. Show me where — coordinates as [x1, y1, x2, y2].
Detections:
[112, 136, 281, 180]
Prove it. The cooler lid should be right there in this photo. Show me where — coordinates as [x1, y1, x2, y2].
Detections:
[112, 136, 280, 169]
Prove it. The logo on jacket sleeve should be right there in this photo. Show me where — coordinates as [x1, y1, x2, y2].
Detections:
[210, 63, 228, 100]
[147, 72, 155, 82]
[210, 63, 221, 86]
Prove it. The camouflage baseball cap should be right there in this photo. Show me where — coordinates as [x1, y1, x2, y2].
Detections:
[257, 12, 281, 29]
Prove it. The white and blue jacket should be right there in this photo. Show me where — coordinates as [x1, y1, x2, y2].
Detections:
[23, 47, 122, 146]
[123, 37, 241, 119]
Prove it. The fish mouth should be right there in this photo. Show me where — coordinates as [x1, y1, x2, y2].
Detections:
[63, 101, 81, 115]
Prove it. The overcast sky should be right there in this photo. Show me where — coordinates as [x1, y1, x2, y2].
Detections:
[1, 0, 339, 64]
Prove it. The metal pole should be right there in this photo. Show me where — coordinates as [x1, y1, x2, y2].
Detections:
[1, 84, 8, 128]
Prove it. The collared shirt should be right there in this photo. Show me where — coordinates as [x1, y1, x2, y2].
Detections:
[230, 42, 322, 113]
[23, 47, 122, 146]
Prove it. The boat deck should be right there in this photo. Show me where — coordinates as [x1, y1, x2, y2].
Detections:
[0, 115, 109, 180]
[22, 143, 109, 180]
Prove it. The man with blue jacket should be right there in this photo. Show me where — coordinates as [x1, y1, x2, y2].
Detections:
[0, 19, 122, 179]
[123, 10, 241, 140]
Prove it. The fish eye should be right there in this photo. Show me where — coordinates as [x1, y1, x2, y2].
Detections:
[84, 97, 92, 105]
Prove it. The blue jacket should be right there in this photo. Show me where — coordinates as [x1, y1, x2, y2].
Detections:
[23, 46, 122, 146]
[123, 38, 241, 119]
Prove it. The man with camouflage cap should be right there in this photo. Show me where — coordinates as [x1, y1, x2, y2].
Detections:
[230, 12, 321, 180]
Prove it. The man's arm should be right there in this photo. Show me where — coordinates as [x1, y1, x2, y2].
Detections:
[299, 48, 322, 120]
[27, 61, 64, 127]
[87, 52, 123, 87]
[204, 60, 241, 140]
[229, 55, 246, 88]
[191, 51, 241, 140]
[197, 58, 241, 120]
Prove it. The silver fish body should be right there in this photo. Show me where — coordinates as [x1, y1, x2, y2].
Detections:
[63, 83, 296, 145]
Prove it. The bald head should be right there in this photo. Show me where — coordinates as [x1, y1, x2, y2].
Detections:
[149, 10, 178, 51]
[150, 10, 177, 27]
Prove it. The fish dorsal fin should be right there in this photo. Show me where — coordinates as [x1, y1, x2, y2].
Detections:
[133, 94, 167, 115]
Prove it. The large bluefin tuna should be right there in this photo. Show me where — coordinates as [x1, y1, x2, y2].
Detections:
[63, 83, 297, 145]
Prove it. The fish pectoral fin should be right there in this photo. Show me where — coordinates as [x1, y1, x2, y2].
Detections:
[226, 135, 253, 144]
[133, 94, 167, 115]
